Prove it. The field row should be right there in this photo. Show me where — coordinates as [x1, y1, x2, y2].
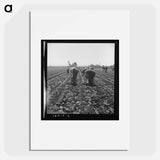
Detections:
[47, 69, 114, 114]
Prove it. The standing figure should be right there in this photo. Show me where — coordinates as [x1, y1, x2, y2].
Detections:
[105, 66, 108, 72]
[102, 66, 108, 73]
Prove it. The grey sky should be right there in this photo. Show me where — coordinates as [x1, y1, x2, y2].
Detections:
[47, 43, 114, 66]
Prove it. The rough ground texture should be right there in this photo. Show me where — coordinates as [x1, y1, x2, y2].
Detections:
[47, 67, 114, 114]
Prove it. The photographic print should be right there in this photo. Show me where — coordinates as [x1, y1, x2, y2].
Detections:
[41, 40, 119, 120]
[31, 10, 129, 150]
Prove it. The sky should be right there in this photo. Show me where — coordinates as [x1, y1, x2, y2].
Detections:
[47, 43, 115, 66]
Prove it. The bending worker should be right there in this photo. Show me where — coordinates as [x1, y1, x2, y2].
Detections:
[69, 62, 79, 85]
[85, 67, 96, 86]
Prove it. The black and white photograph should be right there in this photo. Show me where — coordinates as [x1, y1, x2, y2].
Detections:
[30, 10, 129, 150]
[42, 40, 119, 120]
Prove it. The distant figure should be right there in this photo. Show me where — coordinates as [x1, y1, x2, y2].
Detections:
[69, 67, 79, 85]
[85, 67, 96, 86]
[102, 66, 108, 72]
[105, 66, 108, 72]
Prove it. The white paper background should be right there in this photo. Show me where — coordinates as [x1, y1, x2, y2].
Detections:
[1, 1, 158, 159]
[31, 10, 129, 150]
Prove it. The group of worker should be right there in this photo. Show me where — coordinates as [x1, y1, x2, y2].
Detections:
[68, 62, 96, 86]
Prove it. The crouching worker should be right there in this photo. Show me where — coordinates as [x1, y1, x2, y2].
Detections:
[70, 67, 79, 85]
[85, 67, 96, 86]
